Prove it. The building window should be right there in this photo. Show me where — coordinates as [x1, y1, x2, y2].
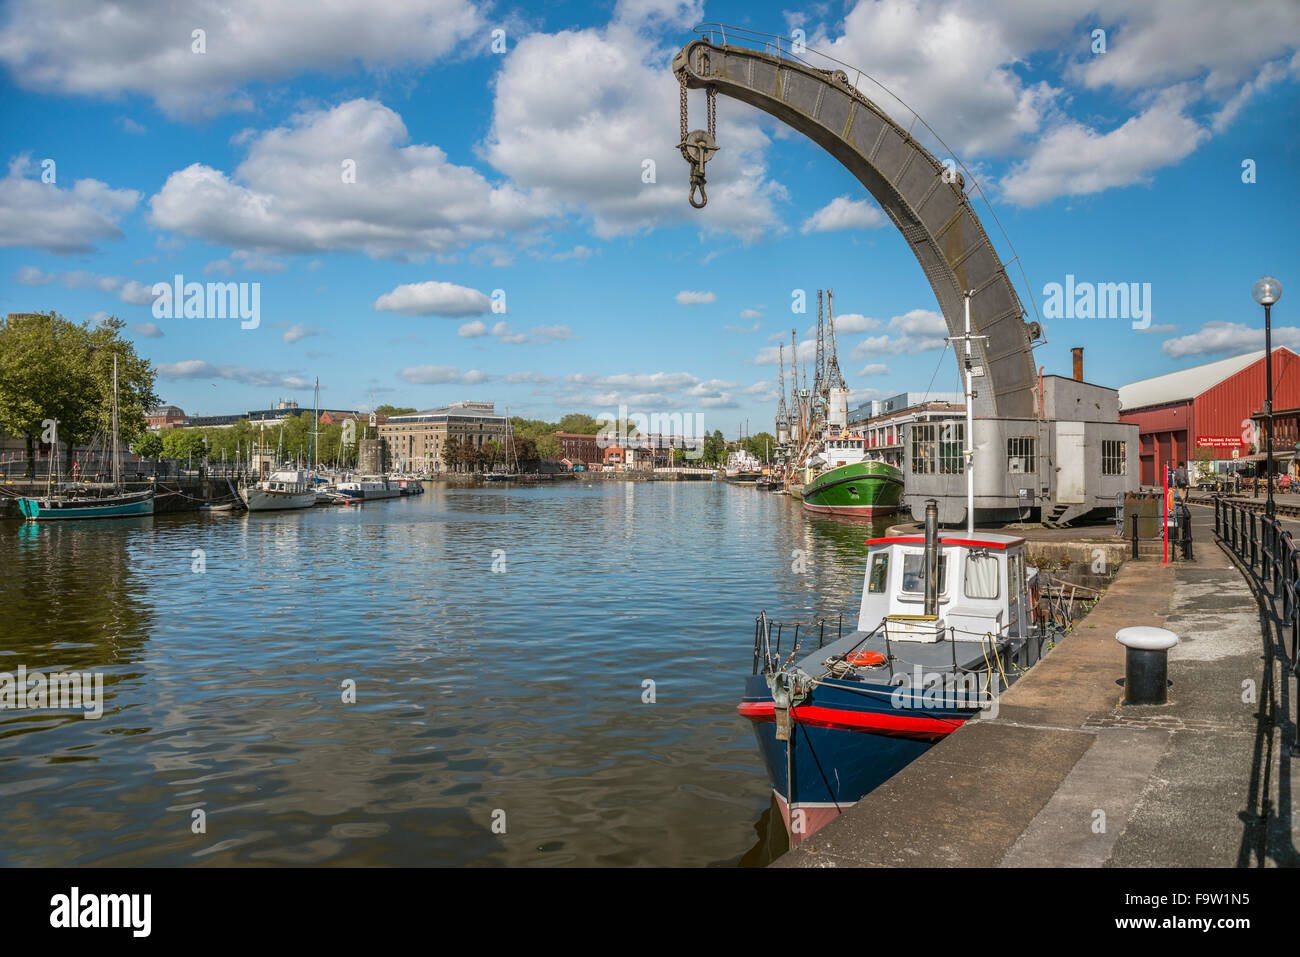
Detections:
[1103, 440, 1127, 475]
[911, 424, 935, 474]
[1007, 436, 1035, 473]
[911, 421, 964, 475]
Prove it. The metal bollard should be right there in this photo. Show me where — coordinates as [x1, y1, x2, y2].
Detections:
[1116, 626, 1179, 705]
[1131, 513, 1139, 560]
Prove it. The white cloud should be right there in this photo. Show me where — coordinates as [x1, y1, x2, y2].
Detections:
[754, 338, 816, 366]
[831, 313, 882, 334]
[850, 309, 949, 358]
[0, 0, 484, 118]
[398, 365, 487, 385]
[1000, 87, 1210, 206]
[676, 290, 716, 305]
[157, 360, 307, 388]
[373, 281, 493, 317]
[149, 99, 548, 261]
[1161, 321, 1300, 359]
[813, 0, 1072, 158]
[0, 156, 140, 254]
[800, 196, 885, 233]
[13, 266, 157, 306]
[15, 265, 52, 284]
[132, 322, 164, 338]
[118, 280, 156, 305]
[858, 363, 891, 376]
[740, 308, 763, 319]
[459, 320, 488, 338]
[283, 322, 323, 344]
[723, 321, 761, 334]
[1074, 0, 1300, 94]
[484, 21, 785, 240]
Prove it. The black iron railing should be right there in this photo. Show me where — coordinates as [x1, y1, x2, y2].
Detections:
[1214, 497, 1300, 755]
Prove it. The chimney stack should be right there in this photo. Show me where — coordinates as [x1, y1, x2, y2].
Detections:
[1072, 347, 1084, 382]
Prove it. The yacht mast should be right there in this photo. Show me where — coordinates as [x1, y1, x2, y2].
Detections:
[111, 353, 121, 491]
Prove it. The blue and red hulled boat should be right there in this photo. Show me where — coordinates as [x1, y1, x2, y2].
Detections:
[740, 501, 1046, 843]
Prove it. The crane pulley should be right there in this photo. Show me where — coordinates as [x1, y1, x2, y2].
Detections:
[677, 72, 718, 208]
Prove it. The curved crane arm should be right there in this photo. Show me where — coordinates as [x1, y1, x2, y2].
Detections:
[673, 38, 1039, 419]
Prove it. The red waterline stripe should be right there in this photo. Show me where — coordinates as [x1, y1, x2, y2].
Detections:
[737, 701, 965, 740]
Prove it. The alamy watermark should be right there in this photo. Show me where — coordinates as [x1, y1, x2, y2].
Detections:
[889, 665, 999, 718]
[0, 665, 104, 719]
[1041, 274, 1151, 329]
[596, 405, 706, 460]
[151, 273, 260, 329]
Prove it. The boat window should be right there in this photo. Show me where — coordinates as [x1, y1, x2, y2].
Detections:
[901, 553, 946, 594]
[964, 551, 1001, 599]
[867, 553, 889, 593]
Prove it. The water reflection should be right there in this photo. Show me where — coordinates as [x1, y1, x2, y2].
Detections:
[0, 483, 890, 866]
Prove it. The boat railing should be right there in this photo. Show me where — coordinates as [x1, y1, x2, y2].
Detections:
[752, 611, 847, 676]
[1213, 497, 1300, 756]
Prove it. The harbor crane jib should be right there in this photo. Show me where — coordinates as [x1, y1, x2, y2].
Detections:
[673, 25, 1137, 525]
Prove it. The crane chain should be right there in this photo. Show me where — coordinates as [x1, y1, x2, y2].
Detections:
[677, 70, 719, 209]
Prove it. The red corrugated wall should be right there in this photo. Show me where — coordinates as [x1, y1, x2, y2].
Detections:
[1120, 348, 1300, 485]
[1194, 348, 1300, 441]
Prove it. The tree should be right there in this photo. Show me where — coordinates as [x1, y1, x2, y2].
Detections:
[375, 404, 417, 417]
[514, 436, 539, 470]
[133, 432, 163, 459]
[557, 413, 602, 434]
[457, 441, 482, 473]
[702, 430, 726, 465]
[442, 437, 461, 472]
[0, 312, 158, 477]
[535, 434, 560, 461]
[482, 440, 501, 470]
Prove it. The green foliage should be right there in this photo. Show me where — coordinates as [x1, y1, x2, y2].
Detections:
[556, 413, 602, 435]
[375, 404, 417, 417]
[132, 432, 163, 458]
[702, 429, 726, 465]
[0, 311, 159, 475]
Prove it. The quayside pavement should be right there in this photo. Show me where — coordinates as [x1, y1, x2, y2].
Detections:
[775, 506, 1298, 868]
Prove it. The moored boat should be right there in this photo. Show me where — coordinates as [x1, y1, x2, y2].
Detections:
[18, 355, 155, 521]
[740, 500, 1046, 844]
[801, 434, 903, 517]
[336, 477, 399, 501]
[240, 468, 316, 511]
[19, 487, 154, 520]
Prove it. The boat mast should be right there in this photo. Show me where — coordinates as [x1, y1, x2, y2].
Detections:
[111, 353, 121, 492]
[312, 377, 319, 475]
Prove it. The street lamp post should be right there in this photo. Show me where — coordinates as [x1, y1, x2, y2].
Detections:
[1253, 277, 1284, 517]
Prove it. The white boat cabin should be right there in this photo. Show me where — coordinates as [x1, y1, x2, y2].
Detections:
[856, 532, 1034, 643]
[260, 469, 310, 493]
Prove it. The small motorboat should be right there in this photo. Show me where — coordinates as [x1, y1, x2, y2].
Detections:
[739, 499, 1048, 844]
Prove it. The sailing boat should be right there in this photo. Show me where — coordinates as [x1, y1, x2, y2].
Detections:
[483, 407, 521, 481]
[18, 354, 155, 520]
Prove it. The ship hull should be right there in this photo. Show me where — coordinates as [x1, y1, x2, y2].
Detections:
[739, 674, 969, 843]
[18, 489, 155, 520]
[802, 461, 903, 516]
[240, 487, 315, 511]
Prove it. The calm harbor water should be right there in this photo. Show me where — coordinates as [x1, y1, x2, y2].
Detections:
[0, 481, 889, 867]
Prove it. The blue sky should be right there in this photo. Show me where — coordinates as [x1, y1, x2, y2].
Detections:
[1, 0, 1297, 435]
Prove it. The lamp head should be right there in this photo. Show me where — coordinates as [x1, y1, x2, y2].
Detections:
[1253, 276, 1283, 307]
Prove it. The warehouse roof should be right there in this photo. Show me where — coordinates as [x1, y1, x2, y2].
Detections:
[1119, 350, 1273, 411]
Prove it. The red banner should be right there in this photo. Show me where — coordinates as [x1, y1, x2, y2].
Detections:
[1196, 436, 1244, 448]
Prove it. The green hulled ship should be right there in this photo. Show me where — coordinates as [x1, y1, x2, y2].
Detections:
[800, 435, 904, 517]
